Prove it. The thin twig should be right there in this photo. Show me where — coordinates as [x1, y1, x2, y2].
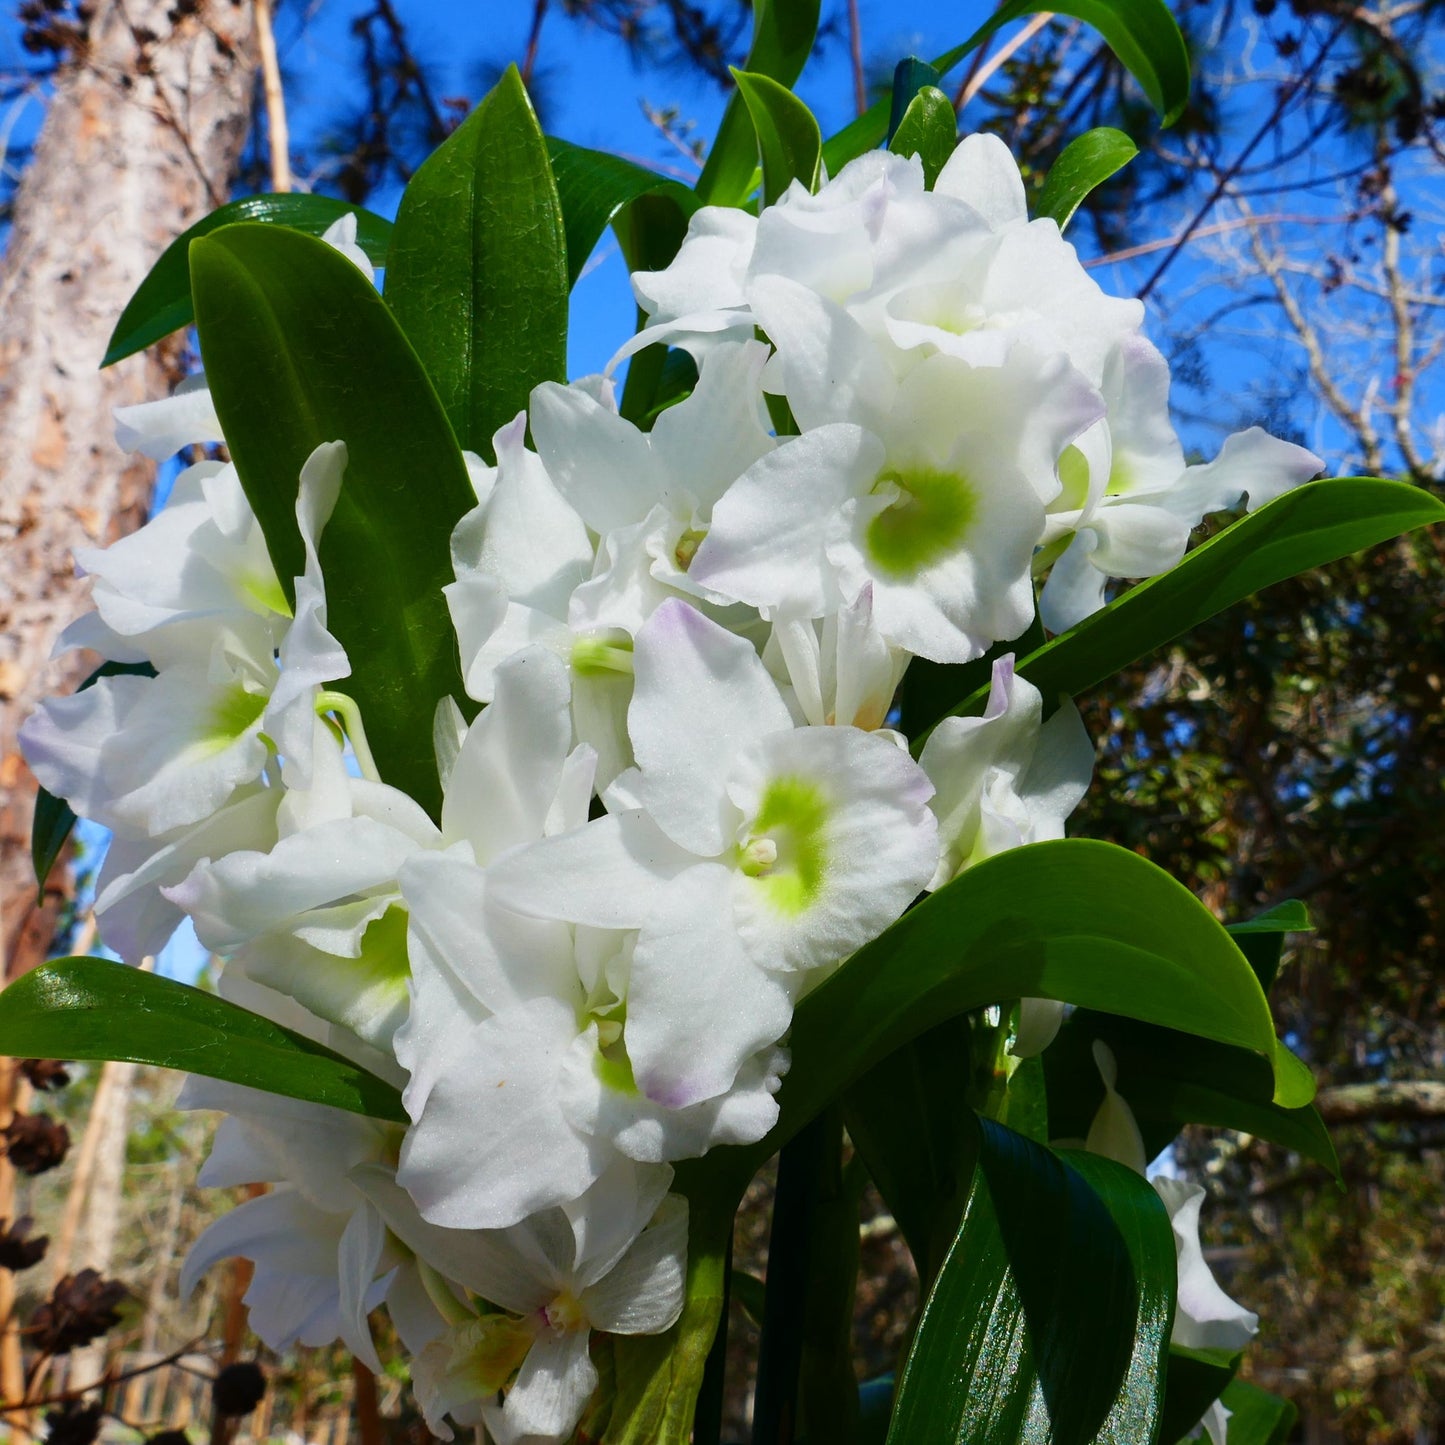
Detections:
[845, 0, 865, 117]
[1137, 17, 1348, 300]
[521, 0, 548, 89]
[254, 0, 292, 192]
[959, 13, 1054, 113]
[1084, 212, 1341, 268]
[0, 1339, 211, 1414]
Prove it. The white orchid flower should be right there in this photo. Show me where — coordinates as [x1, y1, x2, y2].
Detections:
[1040, 336, 1324, 632]
[919, 656, 1094, 893]
[354, 1162, 686, 1445]
[763, 585, 909, 733]
[58, 460, 285, 668]
[690, 287, 1101, 663]
[22, 440, 350, 837]
[178, 1076, 435, 1374]
[1154, 1176, 1260, 1353]
[396, 643, 786, 1229]
[488, 599, 939, 1112]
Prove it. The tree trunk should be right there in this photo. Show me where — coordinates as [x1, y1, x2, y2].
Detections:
[0, 0, 259, 984]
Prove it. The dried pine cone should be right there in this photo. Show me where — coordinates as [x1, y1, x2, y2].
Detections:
[19, 1059, 71, 1091]
[1, 1112, 70, 1174]
[0, 1215, 49, 1271]
[30, 1270, 129, 1354]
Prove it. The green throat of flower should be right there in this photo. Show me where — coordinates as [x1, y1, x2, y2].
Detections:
[206, 682, 267, 752]
[865, 465, 977, 577]
[739, 775, 830, 916]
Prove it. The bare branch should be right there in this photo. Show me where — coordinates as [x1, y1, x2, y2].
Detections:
[254, 0, 291, 193]
[958, 13, 1055, 114]
[1315, 1081, 1445, 1124]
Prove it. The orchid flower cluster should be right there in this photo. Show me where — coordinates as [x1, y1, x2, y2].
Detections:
[21, 134, 1319, 1444]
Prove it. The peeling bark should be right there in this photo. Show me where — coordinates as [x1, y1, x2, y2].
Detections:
[0, 0, 259, 981]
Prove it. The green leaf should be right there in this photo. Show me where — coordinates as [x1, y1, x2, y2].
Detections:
[546, 137, 699, 288]
[102, 196, 393, 368]
[1230, 900, 1311, 992]
[1041, 903, 1331, 1168]
[886, 58, 943, 143]
[888, 1119, 1173, 1444]
[1215, 1379, 1298, 1445]
[731, 68, 822, 206]
[844, 1016, 976, 1285]
[888, 86, 958, 188]
[190, 223, 474, 819]
[727, 839, 1285, 1187]
[1035, 127, 1139, 230]
[1044, 1007, 1336, 1172]
[1158, 1347, 1239, 1445]
[31, 661, 156, 897]
[0, 957, 406, 1122]
[923, 479, 1445, 738]
[729, 1269, 767, 1328]
[696, 0, 821, 205]
[1065, 1151, 1177, 1444]
[385, 66, 567, 460]
[823, 0, 1191, 176]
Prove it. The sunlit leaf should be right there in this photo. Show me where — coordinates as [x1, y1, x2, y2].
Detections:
[191, 223, 474, 817]
[888, 1120, 1173, 1444]
[696, 0, 822, 205]
[1035, 126, 1139, 230]
[732, 68, 822, 204]
[102, 195, 392, 367]
[888, 85, 959, 188]
[386, 66, 567, 461]
[0, 957, 406, 1121]
[917, 479, 1445, 739]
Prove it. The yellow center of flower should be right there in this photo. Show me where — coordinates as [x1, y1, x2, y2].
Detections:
[739, 776, 829, 916]
[865, 466, 977, 578]
[544, 1290, 588, 1334]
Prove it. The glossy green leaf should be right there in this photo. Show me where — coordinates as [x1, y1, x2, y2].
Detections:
[1231, 899, 1310, 991]
[30, 661, 155, 897]
[731, 68, 822, 205]
[725, 840, 1285, 1188]
[191, 223, 474, 818]
[0, 957, 406, 1121]
[696, 0, 821, 205]
[844, 1016, 977, 1284]
[823, 0, 1191, 175]
[386, 66, 567, 460]
[1040, 903, 1331, 1167]
[1035, 127, 1138, 230]
[888, 1119, 1172, 1444]
[546, 137, 699, 287]
[1065, 1151, 1177, 1444]
[1044, 1007, 1335, 1172]
[886, 57, 943, 143]
[923, 479, 1445, 739]
[1216, 1379, 1298, 1444]
[888, 86, 958, 188]
[1158, 1347, 1239, 1445]
[101, 196, 393, 368]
